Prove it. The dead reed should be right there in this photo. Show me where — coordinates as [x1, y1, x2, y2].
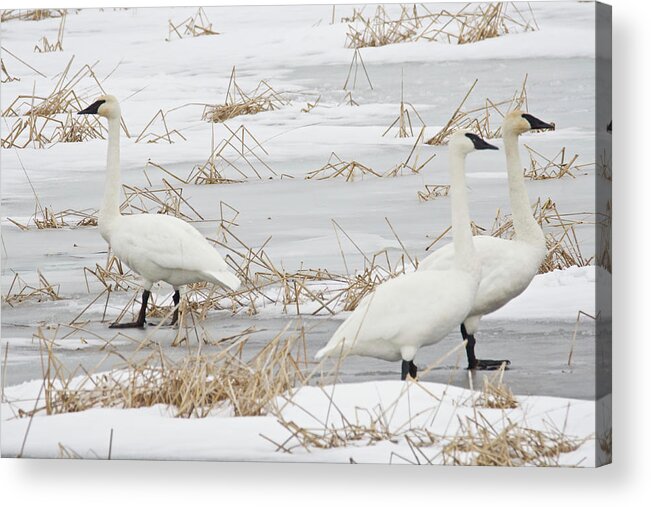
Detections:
[477, 363, 517, 409]
[202, 67, 287, 123]
[524, 145, 592, 180]
[34, 13, 66, 53]
[345, 3, 538, 49]
[426, 76, 530, 145]
[343, 48, 374, 90]
[27, 326, 306, 419]
[135, 109, 186, 144]
[417, 184, 450, 202]
[1, 9, 67, 22]
[440, 413, 585, 466]
[2, 271, 61, 306]
[307, 130, 435, 181]
[2, 57, 130, 148]
[166, 7, 219, 41]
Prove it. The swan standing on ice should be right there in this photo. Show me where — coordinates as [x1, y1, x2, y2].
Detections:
[315, 131, 498, 380]
[418, 111, 555, 369]
[78, 96, 240, 328]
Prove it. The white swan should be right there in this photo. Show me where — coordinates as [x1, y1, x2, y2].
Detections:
[78, 95, 240, 328]
[418, 111, 554, 369]
[315, 131, 498, 379]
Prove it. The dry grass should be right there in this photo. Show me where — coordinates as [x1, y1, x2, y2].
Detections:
[417, 184, 450, 202]
[307, 130, 434, 181]
[524, 145, 592, 180]
[26, 326, 306, 419]
[135, 109, 186, 144]
[34, 13, 66, 53]
[1, 59, 20, 83]
[2, 57, 130, 148]
[477, 363, 518, 409]
[345, 3, 538, 49]
[165, 7, 219, 41]
[426, 75, 530, 145]
[202, 67, 287, 123]
[2, 271, 61, 306]
[7, 178, 203, 231]
[1, 9, 67, 22]
[343, 48, 374, 90]
[382, 70, 426, 138]
[440, 413, 585, 466]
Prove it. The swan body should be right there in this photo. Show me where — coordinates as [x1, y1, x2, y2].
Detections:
[79, 95, 239, 327]
[418, 111, 554, 368]
[106, 213, 240, 291]
[316, 132, 499, 378]
[314, 269, 477, 363]
[418, 235, 544, 320]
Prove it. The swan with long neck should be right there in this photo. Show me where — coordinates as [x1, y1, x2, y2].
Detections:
[418, 111, 554, 369]
[78, 95, 240, 328]
[315, 131, 498, 380]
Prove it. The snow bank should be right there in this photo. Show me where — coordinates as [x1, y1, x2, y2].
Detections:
[1, 377, 596, 465]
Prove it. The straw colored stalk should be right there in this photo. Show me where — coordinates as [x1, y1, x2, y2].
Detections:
[166, 7, 219, 41]
[33, 13, 66, 53]
[524, 145, 592, 180]
[27, 327, 306, 419]
[202, 67, 286, 123]
[417, 184, 450, 202]
[426, 75, 529, 145]
[2, 271, 61, 306]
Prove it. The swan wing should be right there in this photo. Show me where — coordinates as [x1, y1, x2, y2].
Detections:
[110, 214, 240, 290]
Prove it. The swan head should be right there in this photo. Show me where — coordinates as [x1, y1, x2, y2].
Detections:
[77, 95, 120, 119]
[449, 130, 499, 155]
[503, 110, 555, 135]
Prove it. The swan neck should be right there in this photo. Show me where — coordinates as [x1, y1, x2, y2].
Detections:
[449, 150, 478, 273]
[99, 116, 122, 228]
[503, 131, 545, 245]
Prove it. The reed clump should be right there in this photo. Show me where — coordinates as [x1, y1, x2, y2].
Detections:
[202, 67, 287, 123]
[441, 414, 584, 466]
[2, 272, 61, 306]
[166, 7, 219, 41]
[345, 3, 538, 49]
[28, 327, 306, 419]
[417, 184, 450, 202]
[524, 145, 592, 180]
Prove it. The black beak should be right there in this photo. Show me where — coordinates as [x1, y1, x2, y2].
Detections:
[465, 133, 499, 151]
[77, 100, 105, 115]
[607, 120, 612, 133]
[522, 113, 555, 131]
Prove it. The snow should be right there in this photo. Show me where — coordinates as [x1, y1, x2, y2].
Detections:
[1, 377, 598, 465]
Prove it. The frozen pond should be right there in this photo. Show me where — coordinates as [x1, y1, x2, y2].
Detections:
[2, 309, 595, 400]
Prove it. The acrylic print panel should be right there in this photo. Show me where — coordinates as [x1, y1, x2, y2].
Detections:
[0, 2, 611, 466]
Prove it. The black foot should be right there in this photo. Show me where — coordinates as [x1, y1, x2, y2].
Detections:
[468, 359, 511, 371]
[109, 289, 150, 329]
[110, 320, 146, 329]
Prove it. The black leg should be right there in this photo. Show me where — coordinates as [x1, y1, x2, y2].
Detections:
[401, 360, 418, 380]
[409, 361, 418, 379]
[461, 323, 511, 370]
[170, 290, 180, 326]
[110, 290, 150, 329]
[461, 323, 478, 369]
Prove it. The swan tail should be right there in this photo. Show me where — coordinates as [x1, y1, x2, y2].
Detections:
[205, 271, 241, 292]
